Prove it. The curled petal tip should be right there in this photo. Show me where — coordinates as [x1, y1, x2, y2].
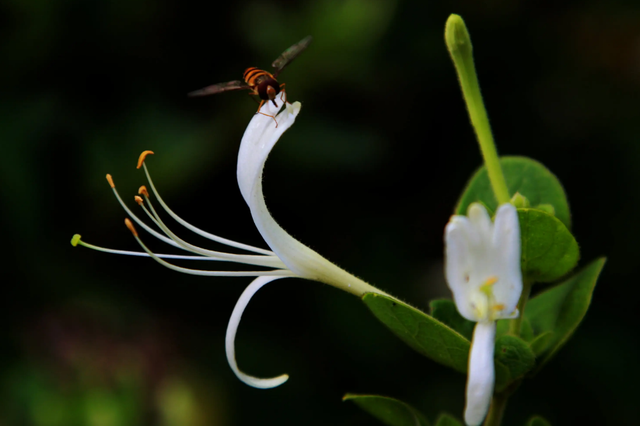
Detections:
[239, 373, 289, 390]
[226, 277, 291, 389]
[137, 150, 155, 169]
[288, 101, 302, 116]
[70, 234, 82, 247]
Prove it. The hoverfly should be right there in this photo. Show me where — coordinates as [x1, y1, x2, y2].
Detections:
[188, 36, 312, 126]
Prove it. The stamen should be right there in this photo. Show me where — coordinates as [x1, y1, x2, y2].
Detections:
[480, 276, 498, 296]
[107, 176, 188, 249]
[125, 218, 138, 237]
[137, 150, 154, 169]
[71, 234, 236, 260]
[134, 195, 144, 206]
[137, 193, 286, 269]
[140, 160, 275, 256]
[106, 174, 115, 188]
[226, 276, 290, 388]
[484, 276, 498, 286]
[125, 224, 296, 277]
[138, 185, 149, 197]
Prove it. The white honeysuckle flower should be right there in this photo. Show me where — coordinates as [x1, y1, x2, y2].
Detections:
[72, 93, 387, 389]
[444, 202, 522, 426]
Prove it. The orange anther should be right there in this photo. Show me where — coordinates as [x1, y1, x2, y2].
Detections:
[106, 174, 115, 188]
[484, 276, 498, 286]
[480, 276, 499, 297]
[137, 150, 155, 169]
[138, 186, 149, 197]
[124, 218, 138, 237]
[134, 195, 144, 206]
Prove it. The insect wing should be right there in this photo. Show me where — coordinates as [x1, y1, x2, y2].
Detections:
[271, 36, 312, 77]
[187, 80, 249, 97]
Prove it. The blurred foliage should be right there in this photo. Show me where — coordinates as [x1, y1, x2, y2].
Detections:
[2, 0, 640, 425]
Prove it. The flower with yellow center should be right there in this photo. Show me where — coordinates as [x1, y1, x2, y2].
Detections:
[72, 94, 388, 389]
[444, 202, 522, 426]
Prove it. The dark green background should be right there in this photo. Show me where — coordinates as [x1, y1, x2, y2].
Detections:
[2, 0, 637, 425]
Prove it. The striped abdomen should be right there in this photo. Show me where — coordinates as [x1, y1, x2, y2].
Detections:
[243, 67, 280, 100]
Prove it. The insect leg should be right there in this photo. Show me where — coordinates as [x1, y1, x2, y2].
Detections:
[254, 100, 279, 127]
[279, 83, 288, 104]
[257, 112, 278, 128]
[247, 92, 261, 105]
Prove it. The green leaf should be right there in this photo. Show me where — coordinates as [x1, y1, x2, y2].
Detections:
[518, 208, 580, 282]
[434, 413, 463, 426]
[343, 394, 430, 426]
[429, 299, 475, 341]
[455, 156, 571, 228]
[494, 335, 536, 388]
[363, 294, 529, 390]
[528, 331, 553, 356]
[526, 415, 551, 426]
[362, 293, 469, 373]
[496, 316, 533, 342]
[525, 258, 606, 368]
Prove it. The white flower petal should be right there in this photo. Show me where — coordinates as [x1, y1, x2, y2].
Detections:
[491, 203, 522, 315]
[225, 275, 290, 389]
[445, 219, 477, 321]
[444, 202, 523, 322]
[468, 203, 493, 242]
[464, 321, 496, 426]
[235, 96, 384, 296]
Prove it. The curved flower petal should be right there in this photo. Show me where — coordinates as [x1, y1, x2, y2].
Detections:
[491, 203, 522, 314]
[236, 96, 385, 297]
[464, 321, 496, 426]
[444, 218, 477, 322]
[225, 275, 290, 389]
[468, 203, 493, 242]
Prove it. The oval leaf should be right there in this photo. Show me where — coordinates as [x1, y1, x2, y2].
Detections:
[494, 335, 536, 388]
[343, 394, 430, 426]
[362, 293, 469, 373]
[455, 156, 571, 228]
[528, 331, 553, 356]
[434, 413, 464, 426]
[364, 294, 525, 389]
[518, 208, 579, 282]
[429, 299, 475, 341]
[525, 257, 606, 369]
[496, 316, 533, 342]
[526, 416, 552, 426]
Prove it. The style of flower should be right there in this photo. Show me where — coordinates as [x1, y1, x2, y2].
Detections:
[444, 202, 522, 426]
[72, 93, 387, 389]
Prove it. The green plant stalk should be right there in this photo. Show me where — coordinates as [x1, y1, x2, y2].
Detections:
[483, 391, 508, 426]
[484, 280, 532, 426]
[445, 14, 510, 205]
[509, 279, 533, 336]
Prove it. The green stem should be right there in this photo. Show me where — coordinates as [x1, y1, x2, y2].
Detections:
[484, 279, 532, 426]
[445, 14, 510, 205]
[508, 279, 533, 336]
[483, 391, 509, 426]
